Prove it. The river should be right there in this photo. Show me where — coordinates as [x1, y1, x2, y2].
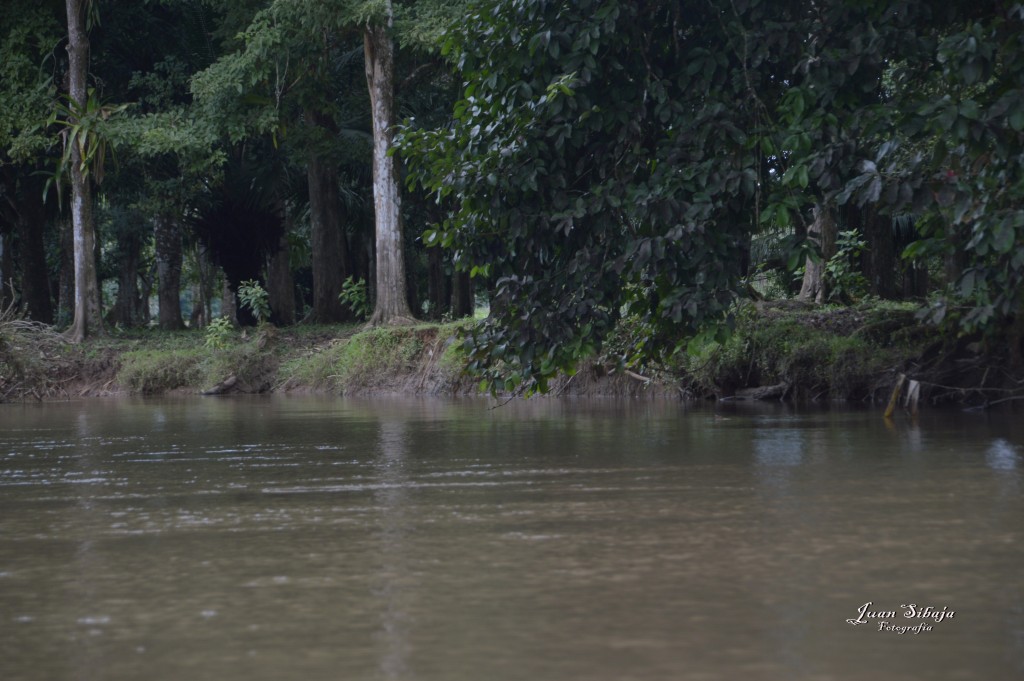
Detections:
[0, 397, 1022, 680]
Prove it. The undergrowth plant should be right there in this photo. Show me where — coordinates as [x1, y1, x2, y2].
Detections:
[238, 280, 271, 323]
[339, 277, 369, 319]
[826, 230, 869, 303]
[204, 317, 234, 350]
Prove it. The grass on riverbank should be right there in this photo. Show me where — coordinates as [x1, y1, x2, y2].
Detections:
[109, 324, 364, 395]
[676, 300, 930, 402]
[278, 321, 471, 394]
[102, 320, 473, 397]
[1, 300, 1012, 406]
[0, 312, 474, 400]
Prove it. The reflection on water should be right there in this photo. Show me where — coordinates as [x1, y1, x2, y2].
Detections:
[374, 419, 412, 681]
[986, 438, 1020, 471]
[0, 397, 1022, 681]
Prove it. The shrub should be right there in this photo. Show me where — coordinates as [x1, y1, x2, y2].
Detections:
[339, 276, 370, 320]
[204, 317, 234, 350]
[238, 280, 271, 323]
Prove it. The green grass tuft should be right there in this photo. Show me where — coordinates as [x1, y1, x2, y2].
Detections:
[116, 349, 205, 394]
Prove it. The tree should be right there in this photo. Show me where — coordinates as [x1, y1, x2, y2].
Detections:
[190, 1, 364, 323]
[771, 2, 1024, 343]
[1, 0, 64, 323]
[364, 0, 415, 326]
[188, 0, 464, 326]
[104, 202, 149, 328]
[798, 205, 836, 304]
[62, 0, 104, 341]
[402, 0, 805, 392]
[96, 1, 222, 331]
[402, 0, 1024, 389]
[861, 6, 1024, 337]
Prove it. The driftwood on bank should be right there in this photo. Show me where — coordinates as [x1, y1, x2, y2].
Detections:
[202, 374, 238, 395]
[720, 382, 789, 401]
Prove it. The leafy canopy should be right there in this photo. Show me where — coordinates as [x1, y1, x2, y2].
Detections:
[401, 0, 805, 393]
[402, 0, 1024, 392]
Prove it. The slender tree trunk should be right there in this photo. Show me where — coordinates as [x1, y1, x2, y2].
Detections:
[351, 223, 371, 287]
[0, 231, 13, 310]
[451, 269, 473, 318]
[15, 201, 53, 323]
[307, 149, 349, 322]
[0, 172, 14, 308]
[903, 260, 929, 299]
[154, 214, 184, 330]
[854, 206, 898, 299]
[267, 231, 295, 325]
[426, 246, 448, 320]
[365, 7, 415, 326]
[220, 276, 237, 325]
[190, 244, 215, 328]
[0, 172, 52, 320]
[799, 204, 837, 304]
[944, 224, 968, 287]
[139, 260, 154, 326]
[64, 0, 103, 341]
[112, 231, 143, 327]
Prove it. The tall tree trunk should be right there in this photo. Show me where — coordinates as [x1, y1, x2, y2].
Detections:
[0, 171, 13, 309]
[220, 276, 237, 325]
[903, 261, 929, 299]
[112, 231, 143, 327]
[190, 244, 215, 328]
[857, 207, 898, 299]
[15, 205, 53, 323]
[267, 231, 295, 325]
[154, 214, 184, 330]
[944, 224, 968, 287]
[139, 260, 154, 326]
[2, 163, 54, 322]
[0, 231, 13, 310]
[64, 0, 103, 341]
[799, 204, 837, 304]
[426, 246, 447, 320]
[451, 269, 473, 318]
[307, 149, 349, 322]
[365, 6, 415, 326]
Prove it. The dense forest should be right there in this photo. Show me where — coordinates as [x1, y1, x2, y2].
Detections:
[2, 0, 1023, 397]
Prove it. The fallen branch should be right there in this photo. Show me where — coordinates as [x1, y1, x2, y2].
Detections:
[723, 382, 789, 401]
[624, 369, 652, 383]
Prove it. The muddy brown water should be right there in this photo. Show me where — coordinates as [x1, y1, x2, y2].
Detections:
[0, 397, 1022, 680]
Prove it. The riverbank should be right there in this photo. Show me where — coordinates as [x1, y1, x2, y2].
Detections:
[1, 301, 1020, 409]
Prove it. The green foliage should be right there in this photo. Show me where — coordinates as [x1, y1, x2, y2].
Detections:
[46, 89, 130, 203]
[338, 276, 370, 319]
[0, 1, 61, 161]
[796, 5, 1024, 334]
[825, 230, 868, 303]
[401, 0, 781, 393]
[237, 280, 271, 323]
[5, 0, 1022, 382]
[204, 316, 234, 350]
[680, 303, 920, 400]
[400, 0, 1024, 390]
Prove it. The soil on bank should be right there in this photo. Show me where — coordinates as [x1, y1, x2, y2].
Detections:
[1, 303, 1021, 410]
